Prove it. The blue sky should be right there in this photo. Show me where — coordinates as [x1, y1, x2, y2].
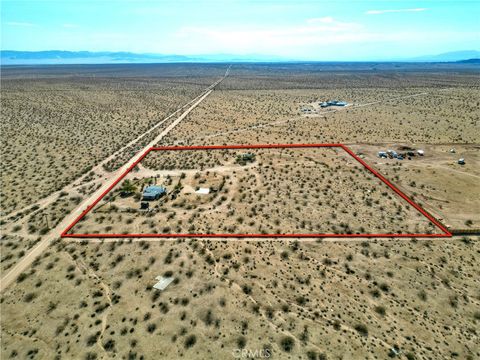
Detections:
[1, 0, 479, 60]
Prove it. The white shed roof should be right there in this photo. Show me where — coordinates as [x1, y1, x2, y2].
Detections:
[195, 187, 210, 194]
[153, 276, 174, 290]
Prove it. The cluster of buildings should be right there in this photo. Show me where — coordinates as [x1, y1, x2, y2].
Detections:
[377, 149, 424, 160]
[377, 148, 466, 165]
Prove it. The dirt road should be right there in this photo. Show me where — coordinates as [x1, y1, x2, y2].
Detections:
[204, 91, 432, 140]
[2, 74, 226, 224]
[0, 70, 228, 293]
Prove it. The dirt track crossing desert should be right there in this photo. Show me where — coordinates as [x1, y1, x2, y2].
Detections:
[1, 63, 479, 360]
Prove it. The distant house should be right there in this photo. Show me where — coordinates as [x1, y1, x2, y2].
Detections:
[320, 100, 348, 108]
[328, 100, 348, 106]
[458, 158, 465, 165]
[142, 185, 166, 200]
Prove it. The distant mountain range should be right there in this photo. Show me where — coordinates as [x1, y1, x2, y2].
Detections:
[1, 50, 479, 65]
[407, 50, 480, 62]
[0, 51, 286, 65]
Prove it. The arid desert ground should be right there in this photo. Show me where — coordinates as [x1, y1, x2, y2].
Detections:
[1, 63, 479, 360]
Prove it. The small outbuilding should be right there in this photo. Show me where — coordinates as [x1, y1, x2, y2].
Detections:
[153, 276, 174, 291]
[195, 187, 210, 195]
[142, 185, 166, 200]
[241, 153, 255, 161]
[458, 158, 465, 165]
[236, 152, 256, 165]
[417, 150, 425, 156]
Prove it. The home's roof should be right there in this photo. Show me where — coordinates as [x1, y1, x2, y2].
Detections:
[144, 185, 165, 194]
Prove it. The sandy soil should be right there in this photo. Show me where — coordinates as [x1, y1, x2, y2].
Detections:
[1, 64, 479, 360]
[69, 147, 440, 236]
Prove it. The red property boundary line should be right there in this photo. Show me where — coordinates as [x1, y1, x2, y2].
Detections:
[61, 144, 452, 239]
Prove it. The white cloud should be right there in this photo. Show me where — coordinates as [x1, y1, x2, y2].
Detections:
[169, 14, 478, 59]
[306, 16, 335, 24]
[366, 8, 428, 15]
[175, 17, 363, 54]
[6, 21, 36, 27]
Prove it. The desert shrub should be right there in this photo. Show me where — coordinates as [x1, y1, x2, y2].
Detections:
[86, 333, 99, 347]
[296, 296, 307, 306]
[405, 353, 416, 360]
[47, 302, 57, 314]
[184, 334, 196, 348]
[374, 305, 386, 316]
[418, 290, 427, 301]
[147, 323, 156, 333]
[242, 284, 252, 295]
[237, 336, 246, 349]
[308, 350, 327, 360]
[85, 352, 97, 360]
[103, 339, 115, 352]
[24, 293, 36, 302]
[449, 295, 458, 308]
[17, 272, 28, 283]
[379, 283, 390, 292]
[265, 306, 274, 319]
[280, 336, 295, 352]
[354, 323, 368, 336]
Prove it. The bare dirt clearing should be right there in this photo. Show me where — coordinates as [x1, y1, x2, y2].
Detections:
[351, 144, 480, 230]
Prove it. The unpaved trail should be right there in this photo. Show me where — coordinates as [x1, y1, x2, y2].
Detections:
[204, 91, 432, 140]
[0, 70, 229, 293]
[1, 78, 222, 224]
[405, 163, 480, 179]
[130, 160, 258, 179]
